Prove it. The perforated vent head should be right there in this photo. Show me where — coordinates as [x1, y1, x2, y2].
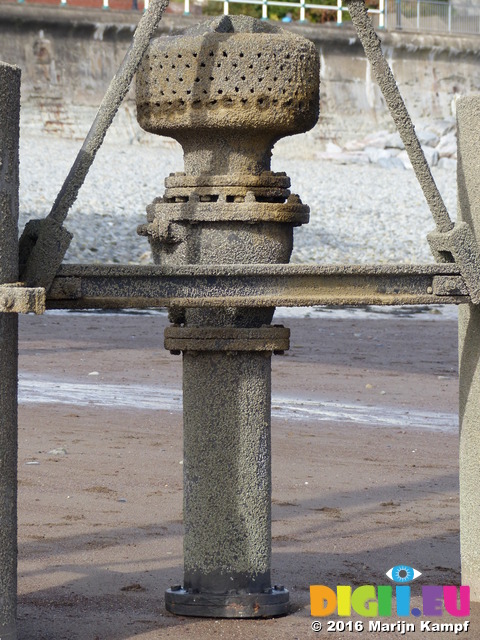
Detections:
[136, 15, 319, 139]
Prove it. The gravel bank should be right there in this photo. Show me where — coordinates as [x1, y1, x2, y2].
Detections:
[19, 126, 457, 266]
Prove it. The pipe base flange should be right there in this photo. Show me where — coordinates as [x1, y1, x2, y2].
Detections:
[165, 586, 290, 618]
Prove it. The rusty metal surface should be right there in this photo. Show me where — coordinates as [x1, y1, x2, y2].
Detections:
[165, 585, 290, 618]
[46, 263, 467, 309]
[0, 284, 45, 314]
[165, 325, 290, 352]
[165, 172, 291, 189]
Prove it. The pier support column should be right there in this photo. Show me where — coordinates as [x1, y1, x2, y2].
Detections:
[164, 325, 290, 617]
[0, 61, 21, 640]
[457, 95, 480, 601]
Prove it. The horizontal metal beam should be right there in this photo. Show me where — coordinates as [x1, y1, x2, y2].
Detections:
[46, 263, 468, 309]
[0, 284, 46, 314]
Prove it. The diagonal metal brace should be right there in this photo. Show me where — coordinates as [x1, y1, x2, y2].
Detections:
[18, 0, 170, 291]
[346, 0, 480, 305]
[0, 283, 45, 314]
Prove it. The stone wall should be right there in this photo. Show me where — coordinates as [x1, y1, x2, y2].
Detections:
[0, 4, 480, 144]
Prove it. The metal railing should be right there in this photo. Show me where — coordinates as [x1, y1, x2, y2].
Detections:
[14, 0, 480, 37]
[180, 0, 386, 26]
[389, 0, 480, 34]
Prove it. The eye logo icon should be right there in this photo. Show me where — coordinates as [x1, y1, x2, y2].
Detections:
[386, 565, 422, 583]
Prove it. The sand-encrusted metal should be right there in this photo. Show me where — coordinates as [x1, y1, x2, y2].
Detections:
[136, 15, 319, 619]
[136, 15, 318, 271]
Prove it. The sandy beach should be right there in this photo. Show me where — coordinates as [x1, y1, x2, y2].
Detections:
[12, 103, 473, 638]
[15, 307, 479, 639]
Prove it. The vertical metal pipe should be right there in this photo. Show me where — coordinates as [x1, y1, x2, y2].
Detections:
[137, 17, 318, 617]
[183, 351, 272, 595]
[0, 61, 20, 640]
[300, 0, 306, 22]
[262, 0, 268, 20]
[457, 95, 480, 602]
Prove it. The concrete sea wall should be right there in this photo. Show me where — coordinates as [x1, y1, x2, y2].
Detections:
[0, 4, 480, 144]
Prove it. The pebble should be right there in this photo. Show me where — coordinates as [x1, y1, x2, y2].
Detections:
[18, 119, 458, 267]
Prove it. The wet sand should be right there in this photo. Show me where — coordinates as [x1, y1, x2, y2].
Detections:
[16, 310, 479, 639]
